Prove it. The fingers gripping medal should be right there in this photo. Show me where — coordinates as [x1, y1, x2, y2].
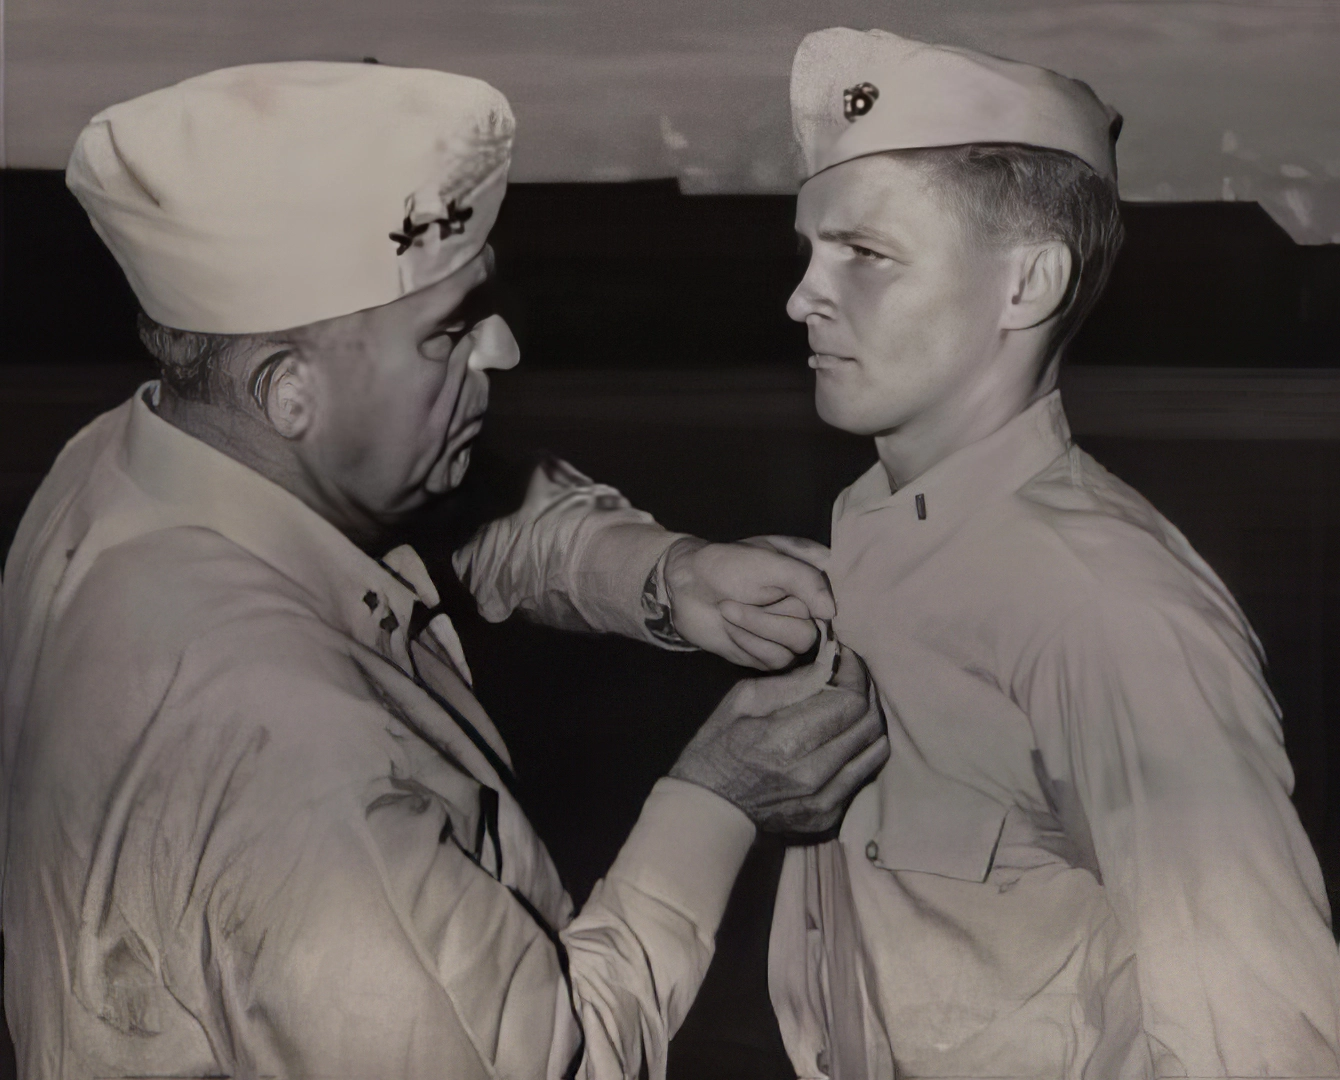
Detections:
[815, 618, 841, 686]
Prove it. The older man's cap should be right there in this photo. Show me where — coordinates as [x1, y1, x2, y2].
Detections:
[791, 28, 1121, 184]
[66, 62, 514, 335]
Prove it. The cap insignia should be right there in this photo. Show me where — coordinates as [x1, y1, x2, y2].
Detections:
[435, 199, 474, 238]
[843, 82, 880, 122]
[390, 215, 431, 255]
[390, 200, 475, 255]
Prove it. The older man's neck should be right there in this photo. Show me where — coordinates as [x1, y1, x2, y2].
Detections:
[153, 392, 384, 548]
[875, 352, 1059, 491]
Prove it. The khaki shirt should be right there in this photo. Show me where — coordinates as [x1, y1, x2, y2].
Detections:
[1, 385, 755, 1079]
[770, 392, 1340, 1079]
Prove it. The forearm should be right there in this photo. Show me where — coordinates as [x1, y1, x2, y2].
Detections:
[563, 778, 756, 1079]
[451, 460, 688, 643]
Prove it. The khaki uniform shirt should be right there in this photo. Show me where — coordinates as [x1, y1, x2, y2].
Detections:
[1, 385, 755, 1079]
[770, 392, 1340, 1079]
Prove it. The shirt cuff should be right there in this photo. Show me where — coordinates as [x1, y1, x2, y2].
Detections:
[574, 522, 692, 642]
[607, 777, 757, 934]
[640, 537, 696, 650]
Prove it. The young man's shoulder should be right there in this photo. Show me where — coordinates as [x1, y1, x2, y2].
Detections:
[993, 444, 1249, 639]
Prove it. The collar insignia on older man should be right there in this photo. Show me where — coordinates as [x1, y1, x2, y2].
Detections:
[390, 215, 432, 255]
[843, 82, 880, 122]
[434, 199, 474, 239]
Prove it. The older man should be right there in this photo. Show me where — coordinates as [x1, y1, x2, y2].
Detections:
[0, 63, 889, 1079]
[767, 28, 1340, 1080]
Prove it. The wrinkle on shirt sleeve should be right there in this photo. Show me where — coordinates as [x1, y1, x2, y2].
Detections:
[91, 629, 753, 1080]
[85, 628, 570, 1079]
[1028, 591, 1340, 1077]
[563, 778, 756, 1079]
[452, 459, 685, 643]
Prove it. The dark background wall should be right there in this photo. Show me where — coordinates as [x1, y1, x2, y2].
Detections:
[4, 170, 1340, 371]
[3, 172, 1340, 1077]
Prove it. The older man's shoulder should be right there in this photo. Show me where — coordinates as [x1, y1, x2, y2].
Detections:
[72, 525, 316, 642]
[44, 525, 369, 744]
[36, 526, 403, 801]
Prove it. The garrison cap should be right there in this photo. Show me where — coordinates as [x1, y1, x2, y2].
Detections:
[66, 62, 514, 335]
[791, 28, 1121, 184]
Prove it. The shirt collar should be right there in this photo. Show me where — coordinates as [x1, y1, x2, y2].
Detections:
[122, 383, 438, 667]
[833, 390, 1073, 542]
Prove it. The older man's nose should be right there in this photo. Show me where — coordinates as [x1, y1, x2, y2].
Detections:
[467, 314, 521, 372]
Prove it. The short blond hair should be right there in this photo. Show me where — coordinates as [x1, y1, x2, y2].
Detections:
[894, 144, 1125, 364]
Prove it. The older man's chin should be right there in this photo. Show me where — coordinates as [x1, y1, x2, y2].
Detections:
[424, 442, 475, 497]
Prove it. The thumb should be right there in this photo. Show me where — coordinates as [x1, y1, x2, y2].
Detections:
[740, 542, 835, 620]
[828, 641, 870, 695]
[744, 534, 832, 572]
[734, 620, 837, 715]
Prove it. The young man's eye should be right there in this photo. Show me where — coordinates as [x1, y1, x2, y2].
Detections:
[850, 244, 888, 261]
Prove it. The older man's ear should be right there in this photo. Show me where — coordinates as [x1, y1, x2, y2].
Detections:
[249, 349, 312, 439]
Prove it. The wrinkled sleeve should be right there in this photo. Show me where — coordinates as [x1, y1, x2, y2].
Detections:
[564, 778, 757, 1078]
[451, 458, 691, 644]
[1031, 594, 1340, 1077]
[220, 770, 754, 1079]
[173, 652, 754, 1079]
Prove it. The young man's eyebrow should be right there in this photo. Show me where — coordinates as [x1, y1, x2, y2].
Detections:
[817, 225, 908, 253]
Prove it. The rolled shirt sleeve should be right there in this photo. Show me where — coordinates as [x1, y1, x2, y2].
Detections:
[1029, 593, 1340, 1076]
[451, 458, 689, 644]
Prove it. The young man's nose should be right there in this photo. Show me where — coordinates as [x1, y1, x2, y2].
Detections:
[787, 265, 828, 324]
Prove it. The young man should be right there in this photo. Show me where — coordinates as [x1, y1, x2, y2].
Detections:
[0, 63, 890, 1079]
[768, 28, 1340, 1079]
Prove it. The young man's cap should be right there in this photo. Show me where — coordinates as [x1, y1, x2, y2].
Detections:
[791, 28, 1122, 184]
[66, 62, 514, 335]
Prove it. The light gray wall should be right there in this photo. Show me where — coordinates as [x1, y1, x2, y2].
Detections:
[4, 0, 1338, 241]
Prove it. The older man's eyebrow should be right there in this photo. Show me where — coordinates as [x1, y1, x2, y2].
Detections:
[434, 277, 500, 336]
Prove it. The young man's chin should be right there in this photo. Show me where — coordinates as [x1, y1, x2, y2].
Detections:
[814, 386, 889, 438]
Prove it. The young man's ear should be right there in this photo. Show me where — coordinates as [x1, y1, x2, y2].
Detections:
[248, 347, 311, 438]
[1002, 240, 1073, 331]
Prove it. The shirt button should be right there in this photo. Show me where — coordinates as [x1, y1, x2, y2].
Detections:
[865, 840, 879, 862]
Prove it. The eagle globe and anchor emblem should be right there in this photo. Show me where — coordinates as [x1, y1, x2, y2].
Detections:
[843, 81, 880, 121]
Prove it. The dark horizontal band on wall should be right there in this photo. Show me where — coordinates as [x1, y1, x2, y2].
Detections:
[2, 365, 1340, 441]
[486, 366, 1340, 441]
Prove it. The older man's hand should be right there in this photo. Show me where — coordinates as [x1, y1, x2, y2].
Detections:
[663, 534, 835, 670]
[669, 636, 888, 835]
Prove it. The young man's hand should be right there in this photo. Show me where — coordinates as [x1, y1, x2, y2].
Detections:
[662, 534, 835, 670]
[669, 638, 888, 835]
